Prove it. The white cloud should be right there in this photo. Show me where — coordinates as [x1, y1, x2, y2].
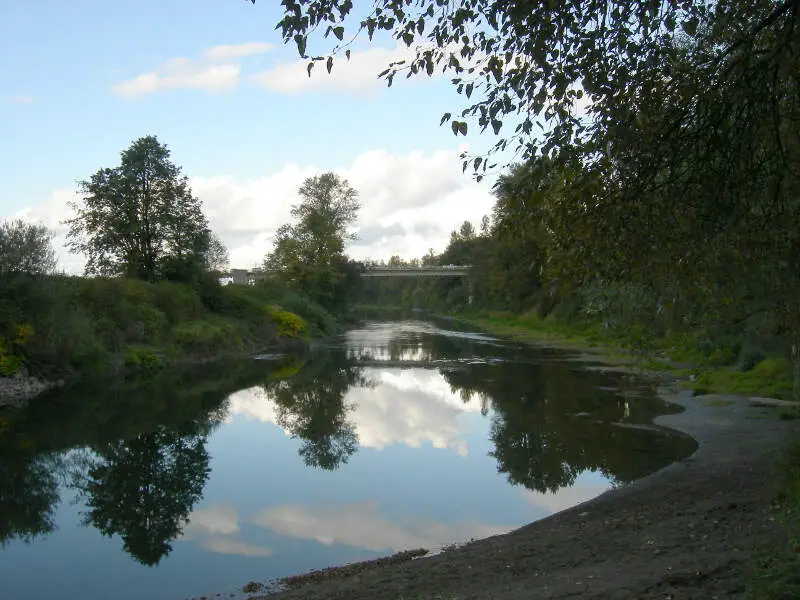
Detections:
[14, 148, 494, 274]
[249, 41, 499, 97]
[7, 95, 33, 104]
[251, 45, 414, 96]
[203, 42, 274, 61]
[113, 60, 240, 98]
[253, 500, 508, 553]
[112, 41, 274, 98]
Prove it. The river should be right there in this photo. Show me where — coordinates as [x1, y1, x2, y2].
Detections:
[0, 318, 696, 600]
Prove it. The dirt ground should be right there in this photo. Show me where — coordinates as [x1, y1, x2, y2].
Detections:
[244, 387, 798, 600]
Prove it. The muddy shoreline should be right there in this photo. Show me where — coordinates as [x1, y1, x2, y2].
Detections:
[230, 377, 798, 600]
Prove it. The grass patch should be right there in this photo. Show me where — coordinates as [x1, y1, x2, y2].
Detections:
[745, 440, 800, 599]
[460, 310, 602, 347]
[456, 310, 797, 401]
[687, 358, 794, 400]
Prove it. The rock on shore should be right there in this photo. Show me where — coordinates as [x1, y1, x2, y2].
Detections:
[0, 369, 53, 409]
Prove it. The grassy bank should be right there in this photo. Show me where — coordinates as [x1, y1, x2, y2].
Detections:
[0, 274, 335, 385]
[444, 309, 796, 401]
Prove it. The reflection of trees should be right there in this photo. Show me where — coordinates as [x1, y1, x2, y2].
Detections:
[263, 350, 371, 471]
[75, 424, 211, 566]
[0, 453, 62, 546]
[441, 361, 696, 493]
[0, 358, 288, 551]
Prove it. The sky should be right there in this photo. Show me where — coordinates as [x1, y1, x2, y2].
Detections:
[0, 0, 513, 274]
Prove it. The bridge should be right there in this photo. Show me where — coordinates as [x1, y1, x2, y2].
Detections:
[222, 265, 472, 284]
[360, 265, 471, 278]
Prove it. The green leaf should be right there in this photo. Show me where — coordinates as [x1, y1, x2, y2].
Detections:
[333, 26, 344, 41]
[294, 34, 307, 57]
[451, 121, 460, 135]
[457, 121, 468, 135]
[307, 62, 314, 77]
[682, 17, 698, 36]
[326, 56, 333, 74]
[440, 112, 452, 126]
[345, 49, 351, 60]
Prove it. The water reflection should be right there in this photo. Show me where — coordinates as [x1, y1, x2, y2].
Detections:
[0, 319, 696, 600]
[0, 453, 62, 546]
[262, 352, 371, 470]
[72, 424, 212, 565]
[252, 501, 508, 553]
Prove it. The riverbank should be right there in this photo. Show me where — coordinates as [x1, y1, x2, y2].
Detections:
[0, 275, 335, 409]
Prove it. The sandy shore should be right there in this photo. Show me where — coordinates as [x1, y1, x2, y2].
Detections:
[234, 383, 798, 600]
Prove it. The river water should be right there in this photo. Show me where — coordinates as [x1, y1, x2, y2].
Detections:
[0, 319, 696, 600]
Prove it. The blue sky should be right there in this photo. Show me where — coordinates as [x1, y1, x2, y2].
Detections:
[1, 0, 512, 272]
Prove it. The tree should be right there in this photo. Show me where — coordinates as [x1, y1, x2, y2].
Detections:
[204, 232, 229, 276]
[65, 136, 211, 282]
[260, 1, 799, 172]
[265, 172, 360, 311]
[0, 219, 56, 276]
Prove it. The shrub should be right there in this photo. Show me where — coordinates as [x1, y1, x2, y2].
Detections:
[151, 281, 204, 323]
[172, 319, 241, 354]
[123, 345, 163, 374]
[0, 324, 31, 376]
[267, 306, 307, 339]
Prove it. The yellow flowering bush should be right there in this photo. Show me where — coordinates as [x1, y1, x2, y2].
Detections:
[266, 306, 306, 339]
[0, 324, 33, 376]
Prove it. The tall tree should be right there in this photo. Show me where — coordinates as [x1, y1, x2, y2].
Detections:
[0, 219, 56, 276]
[65, 136, 211, 282]
[265, 172, 360, 311]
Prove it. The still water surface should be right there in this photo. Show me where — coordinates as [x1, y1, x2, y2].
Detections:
[0, 319, 696, 600]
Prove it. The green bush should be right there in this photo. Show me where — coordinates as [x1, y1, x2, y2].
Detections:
[123, 345, 163, 374]
[172, 319, 241, 354]
[691, 357, 794, 399]
[151, 281, 204, 323]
